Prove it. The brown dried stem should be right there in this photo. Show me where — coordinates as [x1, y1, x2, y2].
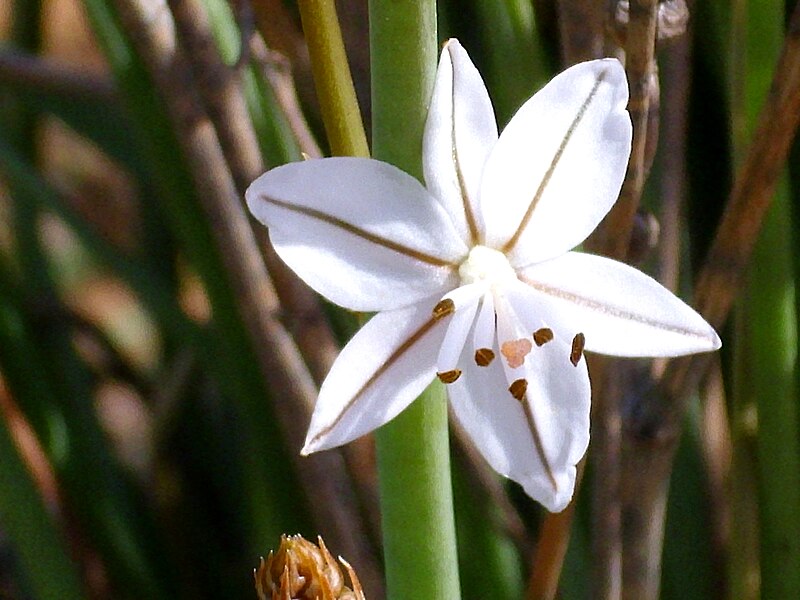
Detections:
[583, 3, 659, 598]
[656, 23, 691, 292]
[249, 37, 322, 160]
[525, 460, 585, 600]
[110, 0, 381, 593]
[0, 49, 116, 102]
[587, 356, 625, 600]
[556, 0, 606, 65]
[166, 0, 263, 192]
[529, 2, 648, 597]
[249, 0, 317, 124]
[531, 2, 673, 599]
[620, 4, 800, 598]
[593, 0, 659, 259]
[166, 0, 339, 387]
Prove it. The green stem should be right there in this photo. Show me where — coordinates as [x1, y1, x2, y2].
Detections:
[369, 0, 437, 180]
[297, 0, 369, 157]
[369, 3, 461, 599]
[376, 383, 461, 600]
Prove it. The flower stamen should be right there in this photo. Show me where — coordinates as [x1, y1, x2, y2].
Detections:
[570, 333, 586, 366]
[433, 298, 456, 319]
[533, 328, 554, 346]
[474, 347, 495, 366]
[437, 369, 462, 384]
[508, 378, 528, 401]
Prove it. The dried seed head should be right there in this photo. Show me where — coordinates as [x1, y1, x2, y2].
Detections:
[255, 535, 366, 600]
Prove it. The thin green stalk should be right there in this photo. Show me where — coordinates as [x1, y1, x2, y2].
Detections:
[297, 0, 369, 157]
[369, 3, 461, 599]
[660, 410, 717, 599]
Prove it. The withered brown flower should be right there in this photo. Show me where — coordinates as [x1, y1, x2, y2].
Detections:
[255, 534, 365, 600]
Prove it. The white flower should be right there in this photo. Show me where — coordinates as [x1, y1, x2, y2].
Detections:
[246, 39, 720, 512]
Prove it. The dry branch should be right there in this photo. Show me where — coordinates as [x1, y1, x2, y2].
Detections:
[109, 0, 382, 594]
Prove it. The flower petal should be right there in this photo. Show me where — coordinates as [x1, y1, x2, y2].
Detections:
[423, 39, 498, 245]
[480, 59, 632, 265]
[302, 296, 448, 454]
[436, 283, 483, 375]
[472, 291, 496, 356]
[447, 327, 589, 512]
[247, 157, 468, 311]
[517, 252, 721, 357]
[516, 332, 590, 512]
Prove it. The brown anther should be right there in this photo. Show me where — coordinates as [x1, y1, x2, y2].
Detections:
[474, 347, 495, 366]
[570, 333, 586, 366]
[533, 328, 554, 346]
[501, 338, 533, 369]
[432, 298, 455, 319]
[508, 378, 528, 401]
[437, 369, 462, 384]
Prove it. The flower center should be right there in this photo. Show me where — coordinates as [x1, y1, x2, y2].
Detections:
[458, 245, 517, 287]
